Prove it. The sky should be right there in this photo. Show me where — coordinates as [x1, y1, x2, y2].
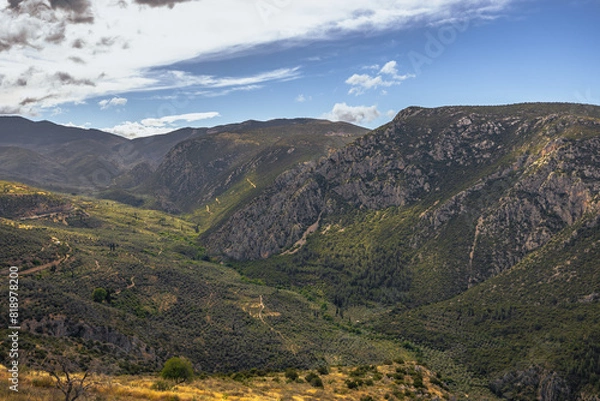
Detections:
[0, 0, 599, 137]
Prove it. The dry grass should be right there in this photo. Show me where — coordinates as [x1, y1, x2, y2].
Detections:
[0, 362, 451, 401]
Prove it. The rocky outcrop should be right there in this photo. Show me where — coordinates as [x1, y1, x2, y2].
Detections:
[205, 104, 600, 261]
[146, 119, 367, 212]
[491, 366, 571, 401]
[23, 314, 157, 364]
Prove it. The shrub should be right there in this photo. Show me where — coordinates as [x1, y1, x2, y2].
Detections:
[92, 287, 107, 303]
[284, 368, 298, 381]
[317, 365, 329, 375]
[346, 379, 362, 389]
[151, 380, 173, 391]
[305, 372, 324, 388]
[160, 357, 194, 383]
[31, 376, 55, 388]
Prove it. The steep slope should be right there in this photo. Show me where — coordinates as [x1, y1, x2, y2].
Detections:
[205, 103, 599, 281]
[377, 208, 600, 400]
[201, 103, 600, 399]
[144, 118, 368, 214]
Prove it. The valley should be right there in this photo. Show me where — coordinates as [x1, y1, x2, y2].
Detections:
[1, 103, 600, 400]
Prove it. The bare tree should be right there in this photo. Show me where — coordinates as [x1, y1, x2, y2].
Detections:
[44, 357, 94, 401]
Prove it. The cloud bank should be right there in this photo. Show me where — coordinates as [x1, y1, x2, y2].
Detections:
[0, 0, 513, 114]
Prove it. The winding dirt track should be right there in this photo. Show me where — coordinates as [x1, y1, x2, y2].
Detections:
[0, 242, 72, 276]
[20, 243, 72, 276]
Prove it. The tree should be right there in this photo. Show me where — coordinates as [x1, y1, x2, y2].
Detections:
[44, 357, 93, 401]
[160, 357, 194, 383]
[92, 287, 107, 303]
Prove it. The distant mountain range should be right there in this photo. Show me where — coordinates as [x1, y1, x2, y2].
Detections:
[0, 116, 367, 212]
[1, 103, 599, 400]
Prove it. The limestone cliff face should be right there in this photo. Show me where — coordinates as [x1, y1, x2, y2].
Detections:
[205, 104, 600, 263]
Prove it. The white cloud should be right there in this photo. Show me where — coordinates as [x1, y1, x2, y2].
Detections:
[346, 60, 415, 95]
[323, 102, 380, 124]
[296, 94, 311, 102]
[0, 0, 513, 114]
[141, 112, 220, 127]
[63, 121, 92, 130]
[104, 111, 220, 138]
[98, 96, 127, 110]
[380, 60, 399, 75]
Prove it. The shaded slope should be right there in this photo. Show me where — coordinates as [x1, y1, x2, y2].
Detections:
[144, 118, 368, 213]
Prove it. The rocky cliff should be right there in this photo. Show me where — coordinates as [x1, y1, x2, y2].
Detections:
[205, 103, 600, 264]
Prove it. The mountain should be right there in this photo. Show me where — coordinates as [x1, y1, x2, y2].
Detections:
[0, 117, 367, 211]
[202, 103, 600, 399]
[0, 181, 411, 377]
[141, 118, 368, 214]
[2, 104, 599, 399]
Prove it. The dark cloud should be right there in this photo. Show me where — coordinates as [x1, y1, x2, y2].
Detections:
[1, 0, 94, 52]
[45, 24, 67, 44]
[0, 106, 23, 115]
[50, 0, 90, 14]
[0, 27, 30, 52]
[135, 0, 195, 9]
[72, 38, 85, 48]
[16, 78, 27, 86]
[7, 0, 24, 8]
[54, 72, 95, 86]
[68, 56, 86, 64]
[20, 95, 55, 106]
[8, 0, 93, 23]
[51, 0, 94, 23]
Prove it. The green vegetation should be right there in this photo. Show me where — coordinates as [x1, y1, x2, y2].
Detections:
[92, 287, 108, 303]
[2, 103, 600, 400]
[0, 181, 410, 379]
[161, 357, 194, 383]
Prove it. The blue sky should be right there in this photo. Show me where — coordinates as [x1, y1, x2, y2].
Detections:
[0, 0, 598, 137]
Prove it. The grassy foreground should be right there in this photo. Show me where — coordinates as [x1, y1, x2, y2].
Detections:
[0, 360, 453, 401]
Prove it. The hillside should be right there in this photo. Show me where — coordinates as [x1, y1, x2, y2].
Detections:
[202, 103, 600, 399]
[142, 118, 367, 214]
[0, 182, 416, 378]
[2, 103, 599, 400]
[0, 117, 367, 212]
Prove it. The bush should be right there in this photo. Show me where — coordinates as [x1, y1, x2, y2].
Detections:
[317, 365, 329, 375]
[346, 379, 362, 389]
[31, 376, 55, 388]
[151, 380, 173, 391]
[92, 287, 108, 303]
[284, 368, 298, 381]
[413, 375, 425, 388]
[305, 372, 324, 388]
[160, 357, 194, 383]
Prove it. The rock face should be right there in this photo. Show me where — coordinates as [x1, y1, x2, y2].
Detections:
[22, 314, 157, 371]
[146, 119, 367, 212]
[491, 366, 572, 401]
[205, 104, 600, 263]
